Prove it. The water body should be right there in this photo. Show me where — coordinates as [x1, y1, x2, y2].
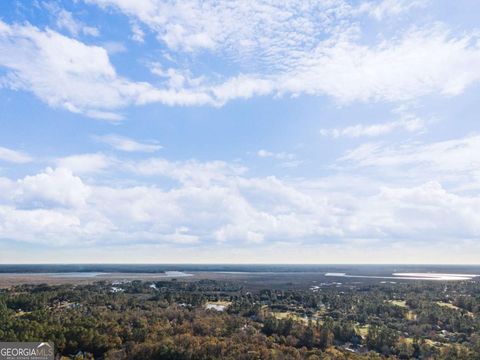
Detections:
[0, 264, 478, 281]
[0, 272, 106, 278]
[205, 304, 226, 311]
[0, 271, 192, 278]
[161, 271, 192, 277]
[325, 272, 479, 281]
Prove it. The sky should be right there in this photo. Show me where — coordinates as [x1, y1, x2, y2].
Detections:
[0, 0, 480, 264]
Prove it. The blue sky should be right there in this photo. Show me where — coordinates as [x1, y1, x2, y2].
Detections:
[0, 0, 480, 263]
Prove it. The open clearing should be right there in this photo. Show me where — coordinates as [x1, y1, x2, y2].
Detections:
[388, 300, 408, 308]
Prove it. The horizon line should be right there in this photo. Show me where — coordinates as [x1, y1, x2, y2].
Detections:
[0, 263, 479, 266]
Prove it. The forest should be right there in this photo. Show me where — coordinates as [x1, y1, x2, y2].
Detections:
[0, 278, 479, 359]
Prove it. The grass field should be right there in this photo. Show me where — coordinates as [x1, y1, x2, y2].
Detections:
[388, 299, 408, 308]
[271, 311, 310, 324]
[436, 301, 474, 316]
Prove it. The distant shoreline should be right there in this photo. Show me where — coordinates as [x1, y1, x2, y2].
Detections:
[1, 263, 479, 274]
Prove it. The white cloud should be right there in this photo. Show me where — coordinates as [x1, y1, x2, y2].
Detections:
[257, 149, 301, 167]
[86, 0, 354, 57]
[130, 22, 145, 43]
[127, 158, 247, 186]
[102, 41, 127, 54]
[341, 134, 480, 172]
[0, 146, 32, 163]
[0, 204, 114, 246]
[85, 0, 480, 106]
[45, 3, 99, 37]
[0, 153, 328, 245]
[343, 181, 480, 240]
[338, 134, 480, 193]
[0, 147, 478, 256]
[257, 149, 295, 161]
[162, 228, 199, 244]
[358, 0, 429, 20]
[0, 21, 215, 119]
[320, 113, 425, 138]
[2, 3, 480, 117]
[56, 153, 112, 174]
[0, 20, 141, 119]
[187, 27, 480, 105]
[16, 167, 91, 208]
[94, 134, 162, 152]
[149, 63, 205, 90]
[84, 110, 124, 121]
[275, 27, 480, 104]
[57, 9, 99, 37]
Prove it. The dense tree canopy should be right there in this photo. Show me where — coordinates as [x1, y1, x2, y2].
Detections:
[0, 279, 479, 359]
